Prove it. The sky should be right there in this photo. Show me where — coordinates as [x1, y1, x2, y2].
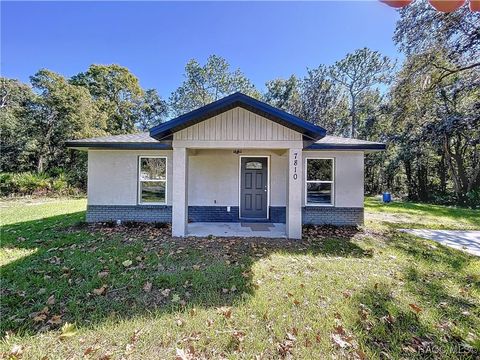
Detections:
[1, 1, 401, 98]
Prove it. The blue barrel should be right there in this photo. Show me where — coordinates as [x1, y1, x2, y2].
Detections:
[383, 192, 391, 203]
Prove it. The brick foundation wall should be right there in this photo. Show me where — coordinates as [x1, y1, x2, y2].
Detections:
[86, 205, 172, 223]
[188, 206, 287, 223]
[302, 207, 364, 226]
[86, 205, 362, 226]
[188, 206, 240, 222]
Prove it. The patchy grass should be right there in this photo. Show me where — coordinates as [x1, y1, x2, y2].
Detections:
[0, 198, 479, 359]
[365, 196, 480, 230]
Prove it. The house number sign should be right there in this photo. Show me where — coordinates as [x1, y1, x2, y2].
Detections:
[293, 152, 298, 180]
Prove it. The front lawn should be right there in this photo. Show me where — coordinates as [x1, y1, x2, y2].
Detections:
[365, 196, 480, 230]
[1, 198, 479, 359]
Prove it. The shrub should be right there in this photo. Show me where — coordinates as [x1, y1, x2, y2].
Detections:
[51, 173, 69, 193]
[13, 172, 50, 194]
[0, 171, 83, 197]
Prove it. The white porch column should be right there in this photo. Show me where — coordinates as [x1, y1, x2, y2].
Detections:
[286, 148, 303, 239]
[172, 147, 188, 237]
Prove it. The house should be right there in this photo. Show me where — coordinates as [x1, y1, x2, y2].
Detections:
[67, 92, 385, 239]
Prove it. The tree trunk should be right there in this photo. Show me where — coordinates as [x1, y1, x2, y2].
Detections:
[416, 161, 429, 202]
[439, 153, 447, 195]
[404, 159, 414, 200]
[350, 94, 356, 138]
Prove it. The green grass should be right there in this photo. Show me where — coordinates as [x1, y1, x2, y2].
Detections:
[365, 196, 480, 230]
[1, 197, 479, 359]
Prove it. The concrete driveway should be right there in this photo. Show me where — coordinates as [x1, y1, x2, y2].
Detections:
[401, 229, 480, 256]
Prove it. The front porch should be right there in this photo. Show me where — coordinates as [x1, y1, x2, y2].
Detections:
[187, 222, 287, 238]
[172, 147, 303, 239]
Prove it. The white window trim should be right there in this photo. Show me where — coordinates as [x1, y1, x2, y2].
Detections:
[138, 155, 167, 205]
[304, 157, 335, 207]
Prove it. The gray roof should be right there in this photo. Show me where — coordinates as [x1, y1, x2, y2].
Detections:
[305, 135, 386, 150]
[66, 132, 385, 151]
[65, 133, 171, 150]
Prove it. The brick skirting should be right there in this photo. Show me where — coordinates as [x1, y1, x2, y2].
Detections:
[86, 205, 362, 226]
[188, 206, 240, 222]
[86, 205, 172, 223]
[302, 207, 364, 226]
[188, 206, 287, 223]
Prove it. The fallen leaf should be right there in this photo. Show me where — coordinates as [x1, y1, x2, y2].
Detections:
[48, 314, 63, 325]
[331, 333, 351, 349]
[175, 346, 195, 360]
[217, 306, 232, 319]
[33, 313, 47, 322]
[9, 344, 23, 357]
[98, 270, 109, 278]
[161, 288, 171, 297]
[84, 347, 95, 356]
[143, 282, 152, 293]
[93, 285, 107, 296]
[59, 322, 77, 340]
[122, 260, 133, 267]
[46, 294, 56, 305]
[409, 303, 422, 314]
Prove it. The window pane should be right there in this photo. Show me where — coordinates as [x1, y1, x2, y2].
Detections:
[307, 183, 332, 204]
[141, 181, 166, 203]
[245, 161, 262, 170]
[307, 159, 332, 181]
[140, 158, 166, 181]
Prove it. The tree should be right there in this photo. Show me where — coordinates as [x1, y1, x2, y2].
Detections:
[28, 69, 106, 172]
[330, 48, 394, 138]
[70, 64, 144, 134]
[298, 65, 349, 133]
[394, 1, 480, 83]
[263, 75, 302, 114]
[169, 55, 259, 116]
[134, 89, 168, 131]
[0, 78, 35, 172]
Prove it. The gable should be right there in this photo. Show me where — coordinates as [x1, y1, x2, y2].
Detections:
[150, 92, 326, 141]
[173, 107, 302, 142]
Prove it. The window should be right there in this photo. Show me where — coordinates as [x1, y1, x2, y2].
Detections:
[138, 156, 167, 204]
[245, 161, 263, 170]
[306, 158, 334, 205]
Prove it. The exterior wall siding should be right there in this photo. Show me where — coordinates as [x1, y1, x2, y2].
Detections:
[88, 150, 173, 206]
[188, 149, 287, 207]
[174, 107, 302, 142]
[303, 207, 364, 226]
[86, 205, 172, 223]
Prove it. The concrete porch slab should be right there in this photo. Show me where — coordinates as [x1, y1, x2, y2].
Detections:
[187, 222, 286, 238]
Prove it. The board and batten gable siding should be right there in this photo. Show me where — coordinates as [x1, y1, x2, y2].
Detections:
[87, 150, 173, 206]
[173, 107, 302, 142]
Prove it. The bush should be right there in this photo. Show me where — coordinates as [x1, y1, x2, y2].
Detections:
[0, 172, 83, 196]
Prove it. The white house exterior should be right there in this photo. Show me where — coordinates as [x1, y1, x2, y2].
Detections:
[67, 93, 385, 239]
